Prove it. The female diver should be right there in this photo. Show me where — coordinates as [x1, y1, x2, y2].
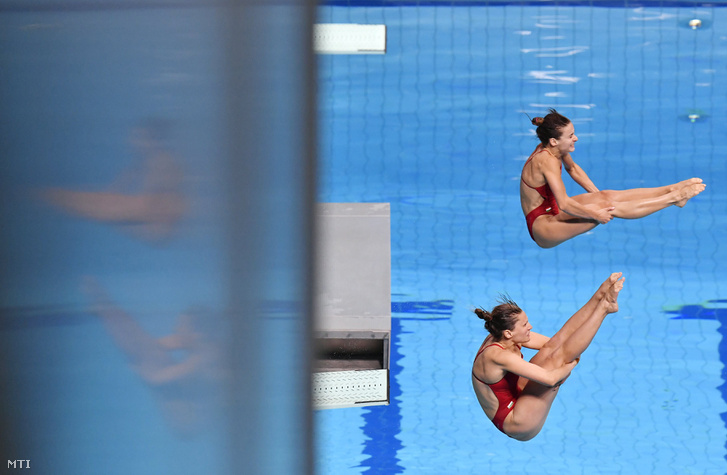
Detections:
[521, 109, 705, 248]
[471, 273, 624, 441]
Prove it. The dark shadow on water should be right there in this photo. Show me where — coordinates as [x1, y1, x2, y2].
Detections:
[358, 299, 453, 474]
[359, 317, 406, 475]
[665, 299, 727, 462]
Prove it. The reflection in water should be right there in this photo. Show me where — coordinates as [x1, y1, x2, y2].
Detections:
[40, 118, 187, 243]
[359, 318, 404, 474]
[82, 276, 225, 438]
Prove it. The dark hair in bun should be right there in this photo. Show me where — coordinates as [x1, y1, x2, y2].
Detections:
[474, 296, 522, 340]
[531, 108, 570, 146]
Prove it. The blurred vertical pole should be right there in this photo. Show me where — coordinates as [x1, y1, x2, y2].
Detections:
[0, 0, 316, 472]
[221, 1, 316, 474]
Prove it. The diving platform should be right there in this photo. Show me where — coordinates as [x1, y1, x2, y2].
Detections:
[313, 203, 391, 409]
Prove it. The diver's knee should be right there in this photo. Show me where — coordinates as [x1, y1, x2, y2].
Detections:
[598, 189, 617, 204]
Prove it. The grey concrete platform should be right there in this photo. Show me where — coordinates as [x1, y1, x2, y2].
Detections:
[313, 203, 391, 409]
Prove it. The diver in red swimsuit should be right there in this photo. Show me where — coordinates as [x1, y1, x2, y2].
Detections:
[521, 146, 561, 241]
[519, 109, 705, 248]
[471, 273, 624, 441]
[472, 342, 522, 432]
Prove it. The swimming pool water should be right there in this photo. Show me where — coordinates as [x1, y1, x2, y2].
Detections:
[316, 3, 727, 474]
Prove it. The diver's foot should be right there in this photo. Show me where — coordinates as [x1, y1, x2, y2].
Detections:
[603, 275, 625, 314]
[676, 177, 703, 188]
[596, 272, 622, 300]
[675, 181, 706, 207]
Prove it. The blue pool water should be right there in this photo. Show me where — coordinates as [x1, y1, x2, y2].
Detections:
[316, 3, 727, 474]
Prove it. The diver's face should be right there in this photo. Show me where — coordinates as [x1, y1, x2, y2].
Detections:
[508, 311, 532, 344]
[555, 122, 578, 153]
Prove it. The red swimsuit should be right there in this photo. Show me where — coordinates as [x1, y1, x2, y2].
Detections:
[472, 343, 523, 433]
[522, 149, 561, 241]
